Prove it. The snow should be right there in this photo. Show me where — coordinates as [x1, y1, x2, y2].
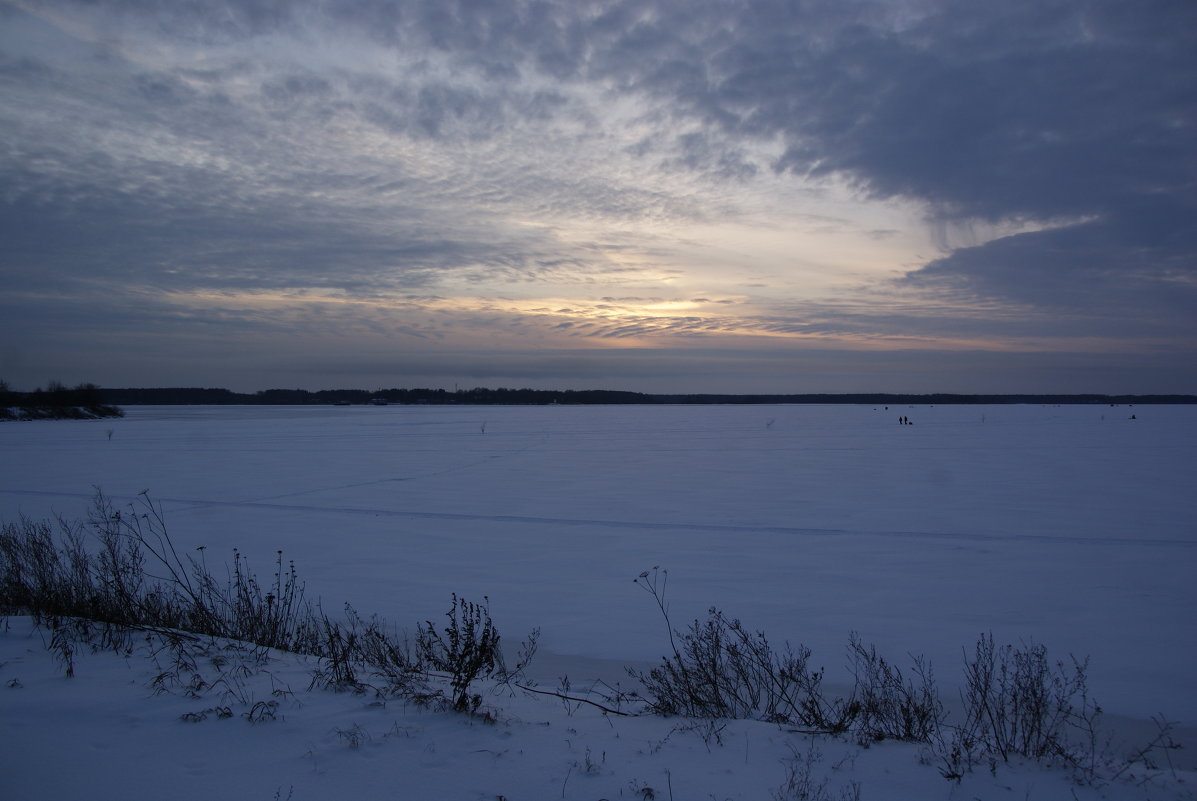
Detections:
[2, 403, 1194, 799]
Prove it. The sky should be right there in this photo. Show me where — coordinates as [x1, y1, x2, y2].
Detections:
[2, 0, 1195, 395]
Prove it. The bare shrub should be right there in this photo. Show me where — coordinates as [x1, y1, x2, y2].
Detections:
[629, 568, 850, 730]
[416, 594, 501, 712]
[845, 632, 943, 743]
[956, 632, 1102, 768]
[629, 568, 1170, 789]
[0, 490, 521, 718]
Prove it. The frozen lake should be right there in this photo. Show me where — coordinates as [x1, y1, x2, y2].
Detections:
[2, 402, 1194, 724]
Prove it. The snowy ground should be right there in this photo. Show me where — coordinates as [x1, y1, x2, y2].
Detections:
[2, 403, 1194, 799]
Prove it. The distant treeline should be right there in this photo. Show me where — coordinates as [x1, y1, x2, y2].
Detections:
[1, 381, 125, 420]
[96, 386, 1197, 406]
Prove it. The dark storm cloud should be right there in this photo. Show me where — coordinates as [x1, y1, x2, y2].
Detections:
[577, 1, 1194, 219]
[547, 0, 1196, 326]
[907, 204, 1197, 339]
[332, 0, 1194, 324]
[352, 0, 1197, 328]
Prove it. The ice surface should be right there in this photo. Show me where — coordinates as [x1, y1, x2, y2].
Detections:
[3, 403, 1193, 719]
[2, 403, 1194, 800]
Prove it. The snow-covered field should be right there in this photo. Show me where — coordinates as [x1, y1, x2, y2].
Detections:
[2, 403, 1194, 799]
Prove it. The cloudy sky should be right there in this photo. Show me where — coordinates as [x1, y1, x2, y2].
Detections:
[2, 0, 1194, 394]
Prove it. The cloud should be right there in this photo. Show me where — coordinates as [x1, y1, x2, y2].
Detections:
[574, 0, 1197, 330]
[1, 2, 737, 300]
[905, 199, 1197, 340]
[2, 0, 1194, 393]
[19, 0, 1194, 220]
